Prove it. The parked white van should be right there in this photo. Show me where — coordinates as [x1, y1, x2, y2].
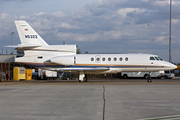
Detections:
[121, 71, 173, 79]
[164, 70, 175, 79]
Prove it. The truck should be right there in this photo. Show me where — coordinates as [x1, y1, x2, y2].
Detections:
[121, 71, 174, 79]
[164, 70, 175, 79]
[32, 69, 57, 80]
[58, 72, 73, 80]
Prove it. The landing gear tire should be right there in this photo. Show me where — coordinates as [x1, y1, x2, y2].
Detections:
[144, 74, 150, 79]
[79, 80, 83, 83]
[79, 78, 87, 83]
[123, 74, 128, 79]
[161, 76, 164, 79]
[83, 77, 87, 82]
[164, 75, 168, 79]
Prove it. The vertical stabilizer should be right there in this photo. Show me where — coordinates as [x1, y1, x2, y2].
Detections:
[15, 20, 48, 46]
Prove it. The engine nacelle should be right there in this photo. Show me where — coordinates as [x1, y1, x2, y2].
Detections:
[50, 56, 75, 66]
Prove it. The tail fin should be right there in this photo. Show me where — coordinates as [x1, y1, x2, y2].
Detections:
[15, 20, 48, 46]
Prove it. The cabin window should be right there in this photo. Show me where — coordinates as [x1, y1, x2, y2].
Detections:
[114, 57, 117, 61]
[38, 56, 43, 59]
[119, 57, 123, 61]
[102, 57, 105, 61]
[125, 57, 128, 61]
[150, 57, 155, 60]
[108, 57, 111, 61]
[96, 57, 100, 61]
[91, 57, 94, 61]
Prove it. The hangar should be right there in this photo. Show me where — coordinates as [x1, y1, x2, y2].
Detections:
[0, 54, 34, 81]
[0, 55, 17, 80]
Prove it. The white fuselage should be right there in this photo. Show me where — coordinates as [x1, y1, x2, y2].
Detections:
[74, 54, 175, 73]
[15, 46, 177, 74]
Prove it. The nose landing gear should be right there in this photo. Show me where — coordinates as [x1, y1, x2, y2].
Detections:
[147, 72, 152, 83]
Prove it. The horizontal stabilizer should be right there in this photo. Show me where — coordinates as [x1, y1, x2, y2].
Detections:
[4, 44, 42, 48]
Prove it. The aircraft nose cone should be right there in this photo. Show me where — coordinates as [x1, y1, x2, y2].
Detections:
[171, 64, 177, 70]
[163, 61, 177, 70]
[167, 63, 177, 70]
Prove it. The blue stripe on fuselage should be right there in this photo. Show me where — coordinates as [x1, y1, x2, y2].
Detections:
[21, 63, 161, 69]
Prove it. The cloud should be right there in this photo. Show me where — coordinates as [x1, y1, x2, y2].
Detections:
[0, 0, 180, 62]
[0, 13, 15, 38]
[152, 0, 169, 6]
[156, 36, 168, 44]
[153, 0, 180, 6]
[0, 13, 8, 19]
[172, 19, 179, 24]
[3, 0, 31, 1]
[56, 23, 80, 29]
[117, 8, 146, 18]
[3, 0, 31, 2]
[141, 0, 148, 2]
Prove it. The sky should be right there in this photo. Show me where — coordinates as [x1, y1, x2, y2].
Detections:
[0, 0, 180, 63]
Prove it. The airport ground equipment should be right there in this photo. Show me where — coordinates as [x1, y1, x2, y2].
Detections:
[37, 68, 57, 80]
[13, 67, 25, 81]
[25, 69, 32, 81]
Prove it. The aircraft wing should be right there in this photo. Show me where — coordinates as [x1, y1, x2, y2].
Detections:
[50, 67, 109, 72]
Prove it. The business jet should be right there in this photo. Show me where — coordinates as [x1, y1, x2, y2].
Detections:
[5, 20, 177, 82]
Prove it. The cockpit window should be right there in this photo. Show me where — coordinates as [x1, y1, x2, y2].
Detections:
[150, 57, 155, 60]
[158, 57, 163, 61]
[155, 57, 160, 60]
[150, 56, 163, 61]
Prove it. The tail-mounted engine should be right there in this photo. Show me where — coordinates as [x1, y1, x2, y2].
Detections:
[50, 56, 75, 66]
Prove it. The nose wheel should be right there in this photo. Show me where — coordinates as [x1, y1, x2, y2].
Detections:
[79, 77, 87, 82]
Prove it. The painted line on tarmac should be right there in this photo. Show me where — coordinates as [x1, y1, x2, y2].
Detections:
[140, 115, 180, 120]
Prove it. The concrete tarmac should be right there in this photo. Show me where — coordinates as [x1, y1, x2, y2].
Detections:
[1, 79, 180, 120]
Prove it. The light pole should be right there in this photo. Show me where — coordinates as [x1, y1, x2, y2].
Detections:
[169, 0, 172, 63]
[11, 32, 14, 54]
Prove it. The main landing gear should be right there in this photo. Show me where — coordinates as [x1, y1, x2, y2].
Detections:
[79, 71, 87, 82]
[147, 72, 152, 83]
